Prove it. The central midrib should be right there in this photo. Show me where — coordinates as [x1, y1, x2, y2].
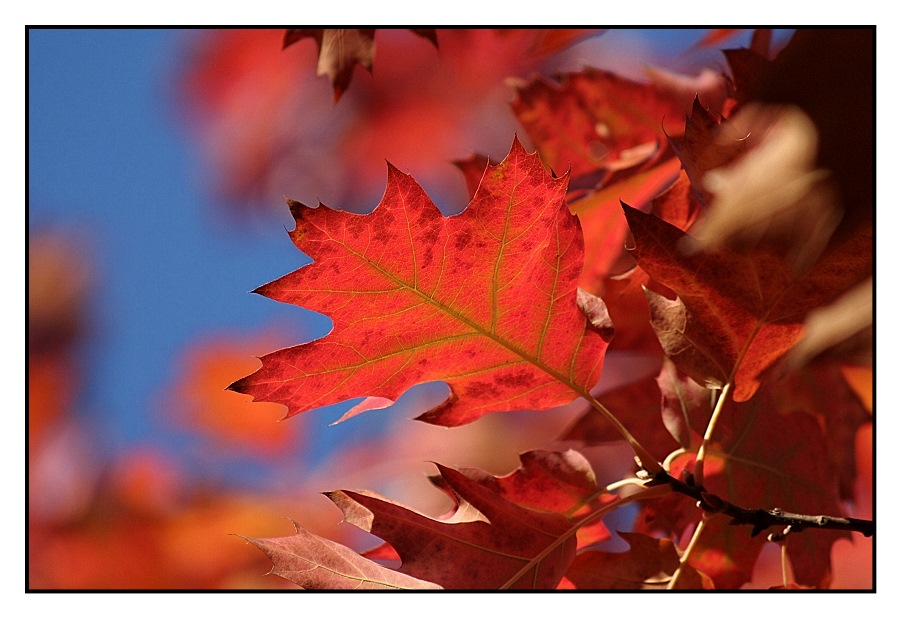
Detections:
[341, 239, 587, 398]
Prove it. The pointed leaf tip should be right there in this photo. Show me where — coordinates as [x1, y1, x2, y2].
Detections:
[284, 197, 310, 222]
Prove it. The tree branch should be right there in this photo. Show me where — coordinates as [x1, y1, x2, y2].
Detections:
[645, 469, 874, 538]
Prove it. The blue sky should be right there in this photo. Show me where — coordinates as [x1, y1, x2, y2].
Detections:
[28, 29, 339, 483]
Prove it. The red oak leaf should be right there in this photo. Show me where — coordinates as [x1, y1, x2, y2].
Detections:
[511, 68, 688, 182]
[454, 449, 618, 549]
[756, 361, 871, 502]
[230, 139, 613, 427]
[512, 67, 686, 191]
[622, 203, 871, 401]
[326, 463, 579, 589]
[248, 450, 636, 589]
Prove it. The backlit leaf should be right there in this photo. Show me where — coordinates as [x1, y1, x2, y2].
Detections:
[230, 138, 612, 427]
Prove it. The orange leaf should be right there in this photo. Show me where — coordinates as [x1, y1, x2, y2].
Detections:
[230, 139, 612, 427]
[166, 334, 303, 457]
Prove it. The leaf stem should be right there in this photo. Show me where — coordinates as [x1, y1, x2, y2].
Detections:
[605, 477, 648, 492]
[646, 469, 874, 537]
[667, 518, 708, 589]
[693, 381, 731, 487]
[584, 394, 663, 475]
[781, 540, 790, 588]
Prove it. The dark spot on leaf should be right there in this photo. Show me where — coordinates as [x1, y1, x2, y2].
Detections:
[455, 229, 473, 251]
[466, 381, 501, 398]
[496, 370, 536, 388]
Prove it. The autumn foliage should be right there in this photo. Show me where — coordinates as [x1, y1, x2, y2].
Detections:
[29, 28, 873, 591]
[220, 28, 874, 590]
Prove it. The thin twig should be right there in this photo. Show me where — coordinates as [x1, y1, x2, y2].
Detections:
[667, 518, 708, 589]
[693, 382, 731, 487]
[646, 469, 874, 537]
[781, 540, 790, 588]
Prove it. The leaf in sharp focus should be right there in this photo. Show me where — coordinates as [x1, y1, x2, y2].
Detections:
[328, 464, 578, 589]
[623, 203, 871, 401]
[284, 28, 376, 101]
[642, 289, 733, 390]
[244, 520, 441, 589]
[564, 532, 714, 589]
[229, 138, 612, 427]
